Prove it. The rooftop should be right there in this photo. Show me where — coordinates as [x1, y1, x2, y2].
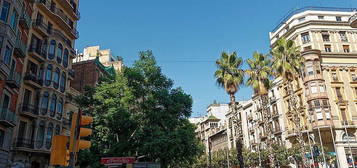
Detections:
[272, 6, 357, 33]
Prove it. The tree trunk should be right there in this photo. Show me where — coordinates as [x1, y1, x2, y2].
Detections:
[286, 81, 308, 168]
[261, 93, 275, 168]
[230, 94, 244, 168]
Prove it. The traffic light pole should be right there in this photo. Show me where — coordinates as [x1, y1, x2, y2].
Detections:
[68, 109, 82, 168]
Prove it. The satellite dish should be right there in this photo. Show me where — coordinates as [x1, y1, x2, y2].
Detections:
[11, 162, 25, 168]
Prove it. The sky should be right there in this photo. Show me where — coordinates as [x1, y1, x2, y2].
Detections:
[75, 0, 356, 117]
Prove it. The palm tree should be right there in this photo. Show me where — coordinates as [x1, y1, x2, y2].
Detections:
[245, 52, 275, 167]
[271, 37, 306, 167]
[215, 51, 244, 167]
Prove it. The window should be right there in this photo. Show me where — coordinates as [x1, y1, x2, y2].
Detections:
[47, 22, 53, 34]
[48, 40, 56, 59]
[303, 46, 311, 51]
[318, 16, 324, 19]
[36, 121, 45, 148]
[340, 109, 347, 122]
[2, 93, 10, 110]
[343, 45, 350, 53]
[57, 98, 63, 119]
[49, 94, 56, 117]
[0, 130, 4, 148]
[55, 125, 60, 135]
[0, 36, 3, 54]
[336, 87, 343, 100]
[9, 9, 18, 30]
[324, 45, 331, 52]
[306, 66, 314, 76]
[332, 72, 338, 81]
[354, 88, 357, 98]
[336, 16, 342, 22]
[56, 43, 63, 63]
[53, 68, 60, 89]
[45, 122, 53, 149]
[339, 31, 348, 42]
[319, 83, 325, 92]
[311, 83, 318, 94]
[0, 1, 10, 22]
[45, 64, 53, 86]
[301, 32, 310, 44]
[4, 46, 12, 65]
[60, 73, 66, 93]
[298, 17, 305, 22]
[40, 92, 49, 115]
[23, 89, 32, 106]
[352, 73, 357, 82]
[63, 49, 69, 68]
[322, 32, 330, 42]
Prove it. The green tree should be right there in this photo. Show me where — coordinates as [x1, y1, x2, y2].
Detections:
[214, 51, 245, 167]
[77, 50, 203, 168]
[245, 52, 275, 167]
[271, 37, 306, 166]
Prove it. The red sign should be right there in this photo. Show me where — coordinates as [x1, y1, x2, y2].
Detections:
[101, 157, 136, 165]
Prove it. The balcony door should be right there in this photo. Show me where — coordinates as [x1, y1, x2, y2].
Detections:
[17, 121, 27, 139]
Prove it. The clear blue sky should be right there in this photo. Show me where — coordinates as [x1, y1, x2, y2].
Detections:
[75, 0, 356, 117]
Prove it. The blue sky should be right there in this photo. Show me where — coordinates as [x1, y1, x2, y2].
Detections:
[75, 0, 356, 117]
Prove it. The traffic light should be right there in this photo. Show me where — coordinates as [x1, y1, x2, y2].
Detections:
[77, 115, 93, 151]
[50, 135, 69, 166]
[69, 110, 93, 153]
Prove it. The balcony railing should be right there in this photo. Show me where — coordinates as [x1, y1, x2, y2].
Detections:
[19, 11, 32, 29]
[15, 138, 35, 149]
[349, 13, 357, 28]
[68, 69, 75, 78]
[6, 71, 22, 88]
[24, 73, 43, 87]
[0, 108, 16, 126]
[14, 34, 27, 58]
[32, 20, 51, 36]
[37, 0, 79, 38]
[18, 104, 40, 117]
[28, 46, 47, 61]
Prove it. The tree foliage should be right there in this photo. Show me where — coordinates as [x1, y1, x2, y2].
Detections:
[76, 50, 203, 168]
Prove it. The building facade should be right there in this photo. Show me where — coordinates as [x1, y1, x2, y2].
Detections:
[269, 7, 357, 167]
[74, 45, 122, 72]
[70, 57, 115, 93]
[0, 0, 81, 167]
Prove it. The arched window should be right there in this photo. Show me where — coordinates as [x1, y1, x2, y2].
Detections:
[53, 68, 60, 89]
[55, 125, 60, 135]
[49, 94, 57, 117]
[42, 39, 48, 59]
[60, 73, 66, 93]
[45, 64, 53, 86]
[63, 49, 69, 68]
[56, 98, 63, 120]
[45, 122, 54, 149]
[36, 121, 45, 148]
[343, 132, 356, 141]
[40, 92, 49, 115]
[56, 43, 63, 63]
[48, 40, 56, 59]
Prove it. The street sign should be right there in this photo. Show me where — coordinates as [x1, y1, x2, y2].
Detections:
[101, 157, 136, 165]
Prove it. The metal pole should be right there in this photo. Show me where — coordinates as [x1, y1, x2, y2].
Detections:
[329, 125, 340, 168]
[227, 148, 230, 168]
[343, 123, 355, 168]
[307, 131, 315, 168]
[317, 127, 327, 168]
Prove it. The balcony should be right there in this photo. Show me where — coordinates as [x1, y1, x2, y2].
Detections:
[341, 120, 355, 128]
[0, 60, 11, 77]
[14, 138, 35, 150]
[68, 69, 75, 79]
[32, 20, 50, 37]
[36, 0, 79, 39]
[0, 22, 16, 44]
[53, 0, 80, 20]
[14, 35, 27, 58]
[6, 71, 22, 88]
[0, 108, 16, 127]
[52, 29, 73, 50]
[18, 104, 39, 118]
[24, 73, 43, 88]
[273, 127, 282, 134]
[247, 114, 253, 121]
[349, 13, 357, 28]
[62, 117, 71, 129]
[19, 12, 32, 29]
[28, 46, 46, 62]
[269, 96, 277, 104]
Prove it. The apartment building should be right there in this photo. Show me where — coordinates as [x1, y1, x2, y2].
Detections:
[0, 0, 30, 166]
[70, 57, 115, 93]
[269, 7, 357, 167]
[74, 46, 122, 72]
[0, 0, 81, 167]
